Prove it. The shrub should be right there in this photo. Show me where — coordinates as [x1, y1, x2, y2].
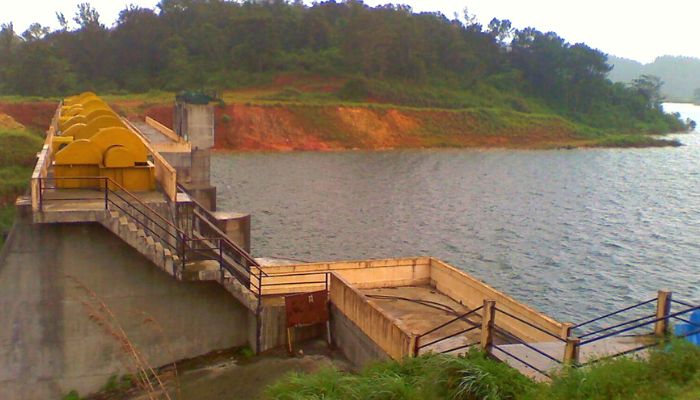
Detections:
[338, 78, 370, 101]
[0, 129, 43, 168]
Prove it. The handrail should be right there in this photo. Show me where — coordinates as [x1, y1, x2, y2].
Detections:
[418, 325, 480, 351]
[579, 341, 659, 367]
[36, 176, 260, 290]
[495, 307, 566, 342]
[493, 326, 562, 364]
[192, 209, 260, 269]
[108, 197, 180, 254]
[39, 176, 183, 251]
[438, 341, 479, 355]
[576, 320, 700, 367]
[572, 298, 657, 330]
[491, 344, 551, 378]
[107, 178, 186, 237]
[579, 304, 700, 346]
[418, 305, 483, 339]
[578, 313, 657, 339]
[177, 183, 261, 269]
[108, 190, 181, 243]
[671, 299, 695, 308]
[255, 271, 330, 295]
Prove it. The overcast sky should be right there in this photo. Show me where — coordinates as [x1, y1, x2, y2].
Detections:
[4, 0, 699, 63]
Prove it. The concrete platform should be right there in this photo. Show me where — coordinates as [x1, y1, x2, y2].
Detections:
[360, 285, 513, 355]
[39, 188, 167, 212]
[492, 335, 655, 380]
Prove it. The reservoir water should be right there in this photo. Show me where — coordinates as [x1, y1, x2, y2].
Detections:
[212, 103, 700, 324]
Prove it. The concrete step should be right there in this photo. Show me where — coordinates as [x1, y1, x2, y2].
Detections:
[97, 209, 184, 281]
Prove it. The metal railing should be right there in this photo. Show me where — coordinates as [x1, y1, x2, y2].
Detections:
[560, 293, 700, 369]
[490, 307, 569, 379]
[37, 176, 260, 296]
[255, 271, 331, 295]
[415, 306, 483, 355]
[575, 301, 700, 365]
[39, 176, 184, 256]
[572, 298, 657, 338]
[176, 183, 264, 285]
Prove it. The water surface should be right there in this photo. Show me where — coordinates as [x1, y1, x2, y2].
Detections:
[213, 103, 700, 323]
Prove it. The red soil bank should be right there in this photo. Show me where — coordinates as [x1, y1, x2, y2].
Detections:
[0, 102, 57, 131]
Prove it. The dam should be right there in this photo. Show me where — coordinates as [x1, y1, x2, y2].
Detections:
[1, 93, 699, 399]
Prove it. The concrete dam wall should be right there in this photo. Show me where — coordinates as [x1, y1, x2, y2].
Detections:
[0, 209, 250, 399]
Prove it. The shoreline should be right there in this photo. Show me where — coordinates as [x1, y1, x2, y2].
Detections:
[208, 136, 684, 153]
[0, 99, 690, 152]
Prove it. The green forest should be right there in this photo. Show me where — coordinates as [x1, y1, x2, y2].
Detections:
[607, 55, 700, 102]
[0, 0, 692, 133]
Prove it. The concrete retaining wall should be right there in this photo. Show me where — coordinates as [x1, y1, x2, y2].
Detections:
[0, 211, 250, 399]
[330, 304, 389, 368]
[329, 274, 415, 360]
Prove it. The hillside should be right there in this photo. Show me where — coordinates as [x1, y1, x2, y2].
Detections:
[0, 119, 43, 247]
[608, 55, 700, 102]
[0, 73, 691, 153]
[0, 1, 692, 140]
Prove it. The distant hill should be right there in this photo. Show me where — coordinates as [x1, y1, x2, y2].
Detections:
[608, 55, 700, 102]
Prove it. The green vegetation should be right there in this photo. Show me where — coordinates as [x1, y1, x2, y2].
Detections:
[592, 134, 681, 148]
[608, 55, 700, 102]
[0, 1, 691, 137]
[237, 345, 256, 360]
[266, 349, 530, 400]
[61, 390, 82, 400]
[266, 340, 700, 400]
[0, 129, 42, 248]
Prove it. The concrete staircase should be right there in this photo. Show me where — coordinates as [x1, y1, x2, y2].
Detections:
[98, 210, 181, 279]
[96, 209, 240, 285]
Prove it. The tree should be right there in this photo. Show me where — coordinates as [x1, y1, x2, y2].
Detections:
[0, 23, 19, 92]
[631, 74, 664, 109]
[56, 12, 69, 31]
[488, 18, 513, 44]
[74, 3, 102, 29]
[21, 23, 50, 41]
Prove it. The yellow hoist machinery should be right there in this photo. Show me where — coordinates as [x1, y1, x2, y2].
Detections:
[53, 92, 155, 191]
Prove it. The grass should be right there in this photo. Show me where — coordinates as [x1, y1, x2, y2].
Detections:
[266, 349, 533, 400]
[266, 340, 700, 400]
[591, 134, 682, 148]
[0, 129, 43, 248]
